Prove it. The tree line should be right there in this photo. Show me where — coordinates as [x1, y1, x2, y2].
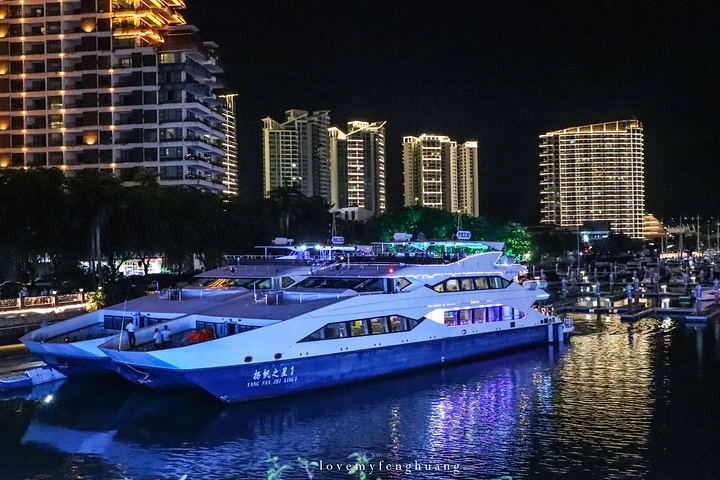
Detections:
[0, 168, 534, 292]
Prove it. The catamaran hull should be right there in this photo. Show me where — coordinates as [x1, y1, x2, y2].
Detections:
[20, 340, 113, 376]
[122, 322, 564, 402]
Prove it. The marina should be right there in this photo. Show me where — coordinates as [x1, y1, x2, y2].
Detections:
[13, 242, 571, 402]
[0, 0, 716, 477]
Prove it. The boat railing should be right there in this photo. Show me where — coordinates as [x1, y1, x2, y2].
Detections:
[157, 288, 183, 301]
[254, 290, 356, 305]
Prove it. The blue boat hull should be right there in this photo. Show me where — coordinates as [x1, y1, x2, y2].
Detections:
[32, 354, 112, 377]
[132, 323, 563, 402]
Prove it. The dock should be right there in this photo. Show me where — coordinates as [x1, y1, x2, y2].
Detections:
[546, 279, 720, 323]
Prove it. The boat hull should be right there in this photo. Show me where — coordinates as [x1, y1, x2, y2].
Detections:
[128, 322, 563, 402]
[21, 340, 113, 376]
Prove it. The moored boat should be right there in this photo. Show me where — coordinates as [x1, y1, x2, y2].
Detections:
[20, 259, 319, 376]
[100, 242, 568, 402]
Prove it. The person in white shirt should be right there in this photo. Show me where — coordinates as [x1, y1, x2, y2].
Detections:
[161, 325, 171, 349]
[126, 321, 136, 348]
[153, 328, 162, 350]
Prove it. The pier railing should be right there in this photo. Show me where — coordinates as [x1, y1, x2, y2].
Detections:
[0, 292, 88, 312]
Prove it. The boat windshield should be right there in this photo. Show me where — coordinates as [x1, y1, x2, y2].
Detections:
[192, 278, 272, 289]
[292, 277, 385, 292]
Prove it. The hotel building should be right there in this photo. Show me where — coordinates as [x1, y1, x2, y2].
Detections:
[403, 133, 480, 216]
[328, 120, 386, 215]
[539, 120, 645, 239]
[0, 0, 234, 194]
[262, 109, 330, 200]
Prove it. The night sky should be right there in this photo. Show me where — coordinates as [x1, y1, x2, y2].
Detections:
[185, 1, 720, 224]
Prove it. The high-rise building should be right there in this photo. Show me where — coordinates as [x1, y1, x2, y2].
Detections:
[220, 93, 237, 195]
[403, 134, 480, 215]
[0, 0, 232, 194]
[457, 141, 479, 216]
[262, 109, 330, 199]
[539, 120, 645, 239]
[329, 120, 386, 215]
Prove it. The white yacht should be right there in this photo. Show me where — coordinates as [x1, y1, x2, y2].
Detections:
[99, 242, 570, 402]
[20, 258, 317, 376]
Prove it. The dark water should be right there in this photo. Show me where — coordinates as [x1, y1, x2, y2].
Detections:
[2, 315, 720, 480]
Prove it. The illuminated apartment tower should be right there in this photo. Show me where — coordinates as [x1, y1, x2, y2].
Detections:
[403, 134, 455, 210]
[328, 120, 386, 215]
[262, 109, 330, 200]
[539, 120, 645, 238]
[403, 134, 480, 215]
[456, 141, 479, 216]
[0, 0, 230, 194]
[220, 93, 237, 195]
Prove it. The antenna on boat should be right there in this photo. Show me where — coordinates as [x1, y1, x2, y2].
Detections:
[118, 299, 127, 351]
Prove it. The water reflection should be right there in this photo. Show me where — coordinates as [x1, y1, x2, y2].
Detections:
[3, 315, 720, 479]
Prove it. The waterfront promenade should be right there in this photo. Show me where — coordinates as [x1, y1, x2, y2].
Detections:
[0, 293, 89, 345]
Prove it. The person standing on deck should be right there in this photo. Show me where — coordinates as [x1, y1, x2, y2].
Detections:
[161, 325, 171, 349]
[126, 321, 136, 349]
[153, 328, 162, 350]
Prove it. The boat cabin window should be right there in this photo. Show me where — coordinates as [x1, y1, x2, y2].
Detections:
[324, 322, 347, 339]
[443, 305, 525, 326]
[388, 315, 404, 332]
[369, 317, 386, 334]
[195, 320, 258, 338]
[299, 315, 424, 342]
[138, 316, 160, 328]
[103, 315, 133, 330]
[397, 277, 411, 290]
[432, 276, 511, 293]
[282, 277, 296, 288]
[293, 277, 385, 293]
[348, 320, 367, 337]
